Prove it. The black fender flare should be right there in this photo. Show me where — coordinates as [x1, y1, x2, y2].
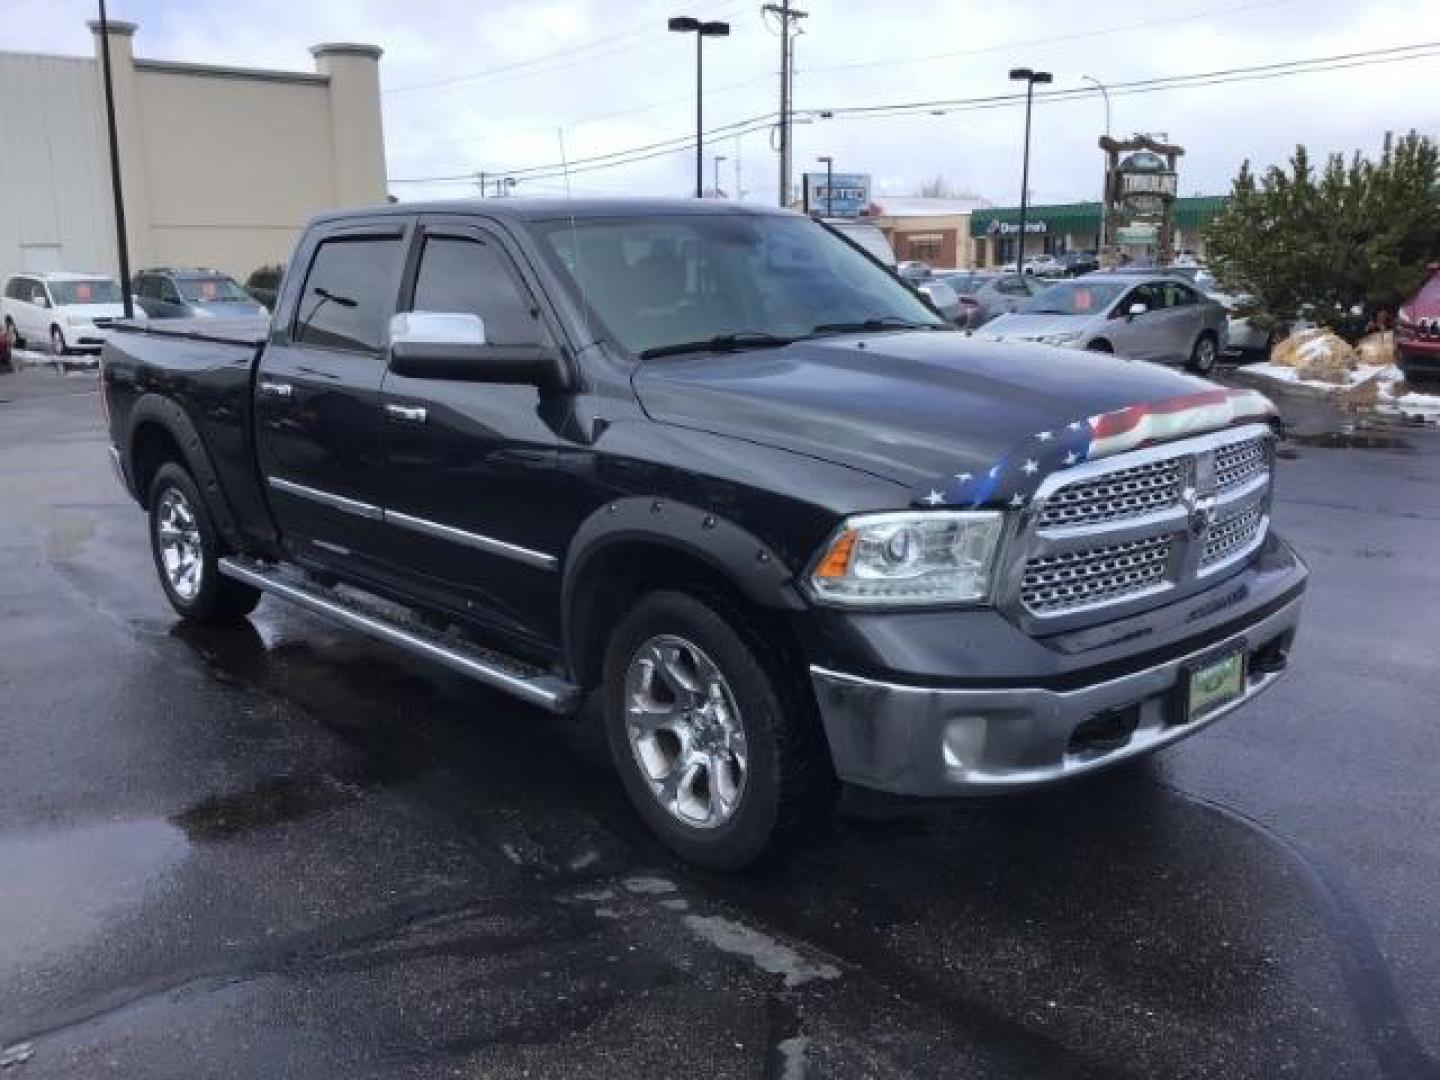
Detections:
[560, 496, 807, 678]
[124, 393, 243, 550]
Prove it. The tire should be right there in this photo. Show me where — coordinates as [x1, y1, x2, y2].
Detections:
[1188, 331, 1219, 375]
[602, 590, 834, 870]
[1086, 339, 1114, 353]
[50, 324, 66, 357]
[4, 317, 22, 350]
[147, 462, 260, 624]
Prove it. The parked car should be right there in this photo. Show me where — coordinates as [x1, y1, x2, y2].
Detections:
[1059, 251, 1100, 277]
[1023, 254, 1064, 276]
[896, 260, 932, 282]
[820, 226, 962, 324]
[974, 274, 1229, 373]
[134, 268, 269, 320]
[936, 271, 1044, 329]
[1209, 291, 1275, 358]
[102, 198, 1304, 869]
[245, 264, 285, 310]
[2, 272, 129, 356]
[1396, 264, 1440, 380]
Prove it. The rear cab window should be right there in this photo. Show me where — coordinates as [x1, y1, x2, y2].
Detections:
[293, 235, 405, 352]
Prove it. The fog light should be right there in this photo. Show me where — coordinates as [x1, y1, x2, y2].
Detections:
[942, 715, 989, 770]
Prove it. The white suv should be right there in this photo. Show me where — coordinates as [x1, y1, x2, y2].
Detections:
[3, 272, 131, 356]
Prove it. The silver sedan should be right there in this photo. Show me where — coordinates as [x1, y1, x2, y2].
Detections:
[973, 274, 1229, 374]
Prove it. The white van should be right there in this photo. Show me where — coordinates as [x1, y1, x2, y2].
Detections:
[2, 272, 131, 356]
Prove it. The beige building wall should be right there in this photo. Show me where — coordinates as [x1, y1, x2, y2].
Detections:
[0, 21, 385, 288]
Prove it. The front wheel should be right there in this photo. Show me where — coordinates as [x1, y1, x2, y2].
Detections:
[50, 325, 66, 357]
[1189, 331, 1219, 375]
[148, 462, 260, 623]
[603, 591, 834, 870]
[4, 317, 22, 350]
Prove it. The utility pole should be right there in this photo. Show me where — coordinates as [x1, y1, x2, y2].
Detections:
[763, 1, 806, 207]
[97, 0, 133, 319]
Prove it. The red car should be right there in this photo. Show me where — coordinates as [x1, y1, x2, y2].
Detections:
[1397, 264, 1440, 379]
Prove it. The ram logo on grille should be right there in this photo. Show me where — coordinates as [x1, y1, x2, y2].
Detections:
[1012, 427, 1274, 623]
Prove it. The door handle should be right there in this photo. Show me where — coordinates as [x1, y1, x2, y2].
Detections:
[257, 379, 293, 398]
[384, 403, 428, 424]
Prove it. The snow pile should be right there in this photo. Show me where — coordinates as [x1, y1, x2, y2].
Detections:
[1243, 358, 1440, 424]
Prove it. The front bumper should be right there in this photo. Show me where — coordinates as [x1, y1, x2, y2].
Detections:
[807, 545, 1306, 796]
[1397, 330, 1440, 373]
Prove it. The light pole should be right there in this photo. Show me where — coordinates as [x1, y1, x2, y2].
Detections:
[712, 154, 727, 197]
[1008, 67, 1052, 273]
[96, 0, 132, 319]
[816, 155, 833, 216]
[669, 16, 730, 199]
[1082, 74, 1111, 254]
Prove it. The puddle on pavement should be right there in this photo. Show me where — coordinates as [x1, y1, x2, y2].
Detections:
[0, 818, 188, 977]
[173, 772, 368, 841]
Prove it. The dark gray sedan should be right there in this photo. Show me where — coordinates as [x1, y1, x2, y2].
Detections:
[134, 268, 269, 320]
[972, 274, 1228, 373]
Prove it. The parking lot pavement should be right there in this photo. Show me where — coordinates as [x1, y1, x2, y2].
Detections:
[2, 368, 1439, 1079]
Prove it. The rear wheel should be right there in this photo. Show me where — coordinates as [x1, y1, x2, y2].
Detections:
[147, 463, 260, 624]
[603, 590, 834, 870]
[1189, 331, 1219, 375]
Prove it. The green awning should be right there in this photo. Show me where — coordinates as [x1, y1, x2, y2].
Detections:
[970, 196, 1231, 238]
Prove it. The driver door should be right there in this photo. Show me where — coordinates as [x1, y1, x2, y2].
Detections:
[1108, 283, 1166, 360]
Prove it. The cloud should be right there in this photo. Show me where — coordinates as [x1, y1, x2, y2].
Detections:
[8, 0, 1439, 205]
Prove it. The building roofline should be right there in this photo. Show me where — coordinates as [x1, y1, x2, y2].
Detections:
[134, 58, 329, 86]
[310, 42, 384, 60]
[86, 19, 137, 36]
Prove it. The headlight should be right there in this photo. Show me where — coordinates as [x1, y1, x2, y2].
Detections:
[1036, 330, 1082, 346]
[808, 511, 1004, 606]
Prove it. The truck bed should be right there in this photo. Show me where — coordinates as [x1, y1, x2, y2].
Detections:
[113, 315, 269, 349]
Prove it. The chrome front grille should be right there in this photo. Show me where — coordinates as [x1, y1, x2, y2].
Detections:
[1020, 535, 1173, 614]
[1201, 502, 1265, 569]
[1036, 457, 1189, 528]
[1214, 437, 1268, 492]
[1012, 425, 1275, 623]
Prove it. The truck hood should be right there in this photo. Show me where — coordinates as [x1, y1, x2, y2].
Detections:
[632, 331, 1235, 499]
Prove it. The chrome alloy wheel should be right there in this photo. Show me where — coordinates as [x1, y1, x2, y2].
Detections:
[624, 634, 748, 830]
[156, 486, 204, 600]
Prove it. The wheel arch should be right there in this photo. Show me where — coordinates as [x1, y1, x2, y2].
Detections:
[562, 497, 809, 691]
[125, 394, 243, 549]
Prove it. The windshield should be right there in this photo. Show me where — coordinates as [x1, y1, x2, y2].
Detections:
[1021, 280, 1126, 316]
[539, 213, 943, 356]
[48, 279, 121, 306]
[176, 276, 252, 303]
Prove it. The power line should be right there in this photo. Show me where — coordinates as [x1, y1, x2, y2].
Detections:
[385, 0, 746, 97]
[389, 42, 1439, 189]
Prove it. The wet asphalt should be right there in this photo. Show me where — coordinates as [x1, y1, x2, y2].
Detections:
[1, 366, 1438, 1079]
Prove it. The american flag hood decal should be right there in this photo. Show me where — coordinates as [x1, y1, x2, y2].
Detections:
[914, 388, 1278, 509]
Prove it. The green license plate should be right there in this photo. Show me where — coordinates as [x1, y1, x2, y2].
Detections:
[1187, 650, 1245, 719]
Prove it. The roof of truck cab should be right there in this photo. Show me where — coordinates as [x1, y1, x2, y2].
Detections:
[309, 197, 797, 226]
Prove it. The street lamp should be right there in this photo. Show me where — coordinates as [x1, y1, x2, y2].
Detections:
[1082, 74, 1111, 254]
[669, 15, 730, 199]
[816, 155, 833, 216]
[712, 154, 727, 197]
[1008, 67, 1052, 273]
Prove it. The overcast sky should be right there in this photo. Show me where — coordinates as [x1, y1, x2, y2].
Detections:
[9, 0, 1439, 207]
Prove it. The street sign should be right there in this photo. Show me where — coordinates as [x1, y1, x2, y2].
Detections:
[804, 172, 870, 217]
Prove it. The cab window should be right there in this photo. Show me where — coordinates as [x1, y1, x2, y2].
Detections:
[410, 236, 542, 346]
[293, 236, 404, 352]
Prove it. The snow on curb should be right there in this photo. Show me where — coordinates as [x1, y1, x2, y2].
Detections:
[1234, 361, 1440, 424]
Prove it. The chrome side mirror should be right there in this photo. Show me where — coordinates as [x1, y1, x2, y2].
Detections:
[389, 310, 487, 347]
[1128, 302, 1148, 318]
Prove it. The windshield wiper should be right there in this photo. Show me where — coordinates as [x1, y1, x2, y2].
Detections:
[639, 332, 798, 360]
[810, 316, 948, 335]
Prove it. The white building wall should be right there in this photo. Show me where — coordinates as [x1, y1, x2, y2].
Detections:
[0, 52, 115, 279]
[0, 23, 385, 289]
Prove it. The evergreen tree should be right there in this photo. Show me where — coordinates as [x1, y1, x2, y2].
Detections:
[1206, 131, 1440, 337]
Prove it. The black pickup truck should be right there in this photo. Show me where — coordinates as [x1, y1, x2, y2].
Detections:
[102, 199, 1307, 869]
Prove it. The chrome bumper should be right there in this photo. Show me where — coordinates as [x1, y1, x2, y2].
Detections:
[810, 592, 1303, 796]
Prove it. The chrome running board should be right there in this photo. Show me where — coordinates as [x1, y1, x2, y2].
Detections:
[218, 557, 579, 714]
